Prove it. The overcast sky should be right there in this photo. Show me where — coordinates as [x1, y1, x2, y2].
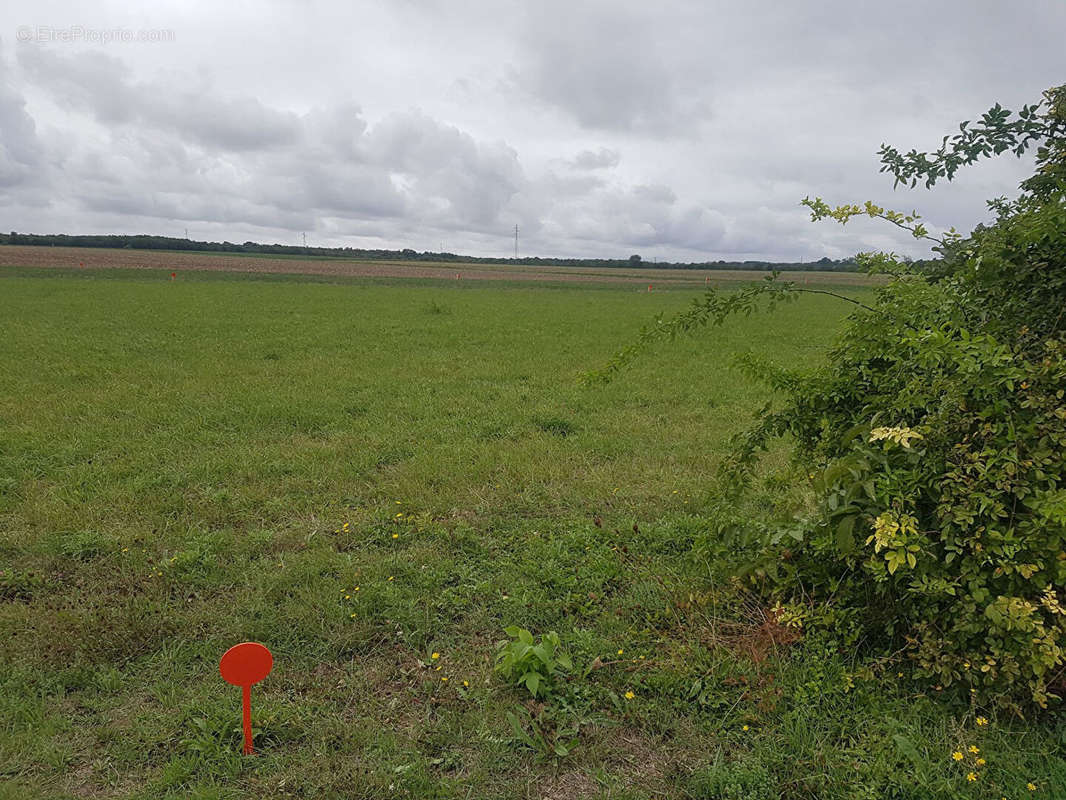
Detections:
[1, 1, 1063, 261]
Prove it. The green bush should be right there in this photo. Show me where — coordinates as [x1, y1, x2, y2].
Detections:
[744, 88, 1066, 708]
[603, 86, 1066, 709]
[741, 269, 1066, 707]
[753, 88, 1066, 708]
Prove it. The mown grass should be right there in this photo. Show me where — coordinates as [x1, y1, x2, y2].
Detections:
[1, 267, 1063, 799]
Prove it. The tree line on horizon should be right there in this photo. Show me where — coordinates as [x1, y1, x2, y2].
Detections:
[0, 231, 864, 272]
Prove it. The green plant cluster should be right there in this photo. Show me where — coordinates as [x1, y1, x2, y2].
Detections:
[494, 626, 573, 699]
[735, 86, 1066, 708]
[603, 86, 1066, 709]
[494, 627, 599, 759]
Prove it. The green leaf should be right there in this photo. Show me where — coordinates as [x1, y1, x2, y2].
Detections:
[506, 711, 536, 748]
[523, 672, 541, 697]
[892, 733, 922, 767]
[835, 515, 857, 554]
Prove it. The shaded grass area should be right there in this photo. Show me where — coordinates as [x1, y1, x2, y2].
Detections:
[0, 269, 1063, 798]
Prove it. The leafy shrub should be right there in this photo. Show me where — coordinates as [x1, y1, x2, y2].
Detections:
[743, 89, 1066, 709]
[739, 268, 1066, 707]
[600, 86, 1066, 709]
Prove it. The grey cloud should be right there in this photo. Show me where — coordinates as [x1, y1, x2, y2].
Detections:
[531, 178, 724, 253]
[7, 49, 525, 237]
[631, 184, 676, 205]
[570, 147, 620, 170]
[0, 44, 42, 189]
[18, 45, 301, 150]
[511, 1, 709, 133]
[364, 110, 524, 228]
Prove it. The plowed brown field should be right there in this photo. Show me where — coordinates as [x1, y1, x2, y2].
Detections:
[0, 245, 880, 287]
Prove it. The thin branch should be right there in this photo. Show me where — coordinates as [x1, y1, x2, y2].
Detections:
[869, 211, 948, 246]
[792, 288, 877, 313]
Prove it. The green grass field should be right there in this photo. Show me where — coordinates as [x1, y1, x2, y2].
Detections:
[2, 267, 1063, 799]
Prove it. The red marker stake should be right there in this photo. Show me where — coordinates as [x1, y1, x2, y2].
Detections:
[219, 642, 273, 755]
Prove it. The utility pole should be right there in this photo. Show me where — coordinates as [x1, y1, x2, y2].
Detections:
[514, 224, 519, 260]
[302, 232, 307, 248]
[184, 227, 188, 239]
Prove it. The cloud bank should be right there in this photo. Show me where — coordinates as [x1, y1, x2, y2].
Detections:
[1, 0, 1063, 260]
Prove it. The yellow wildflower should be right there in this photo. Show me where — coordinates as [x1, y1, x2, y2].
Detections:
[952, 752, 964, 761]
[969, 745, 979, 754]
[967, 772, 977, 782]
[976, 716, 988, 726]
[431, 652, 440, 660]
[1028, 783, 1037, 791]
[976, 758, 986, 767]
[624, 691, 635, 700]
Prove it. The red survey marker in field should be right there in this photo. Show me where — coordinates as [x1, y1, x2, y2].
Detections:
[219, 642, 273, 755]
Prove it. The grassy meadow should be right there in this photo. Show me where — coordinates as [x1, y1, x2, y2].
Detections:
[1, 266, 1064, 799]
